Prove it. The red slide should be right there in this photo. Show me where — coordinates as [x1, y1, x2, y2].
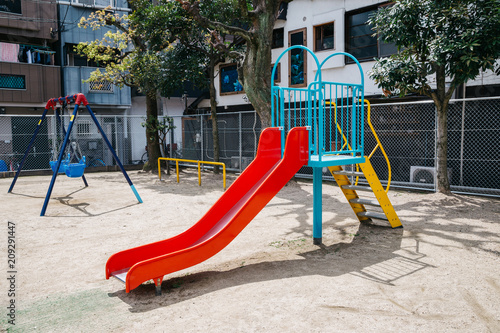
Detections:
[106, 127, 309, 293]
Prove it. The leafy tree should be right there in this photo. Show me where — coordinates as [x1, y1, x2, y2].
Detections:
[156, 1, 241, 173]
[178, 0, 289, 128]
[77, 0, 175, 171]
[368, 0, 500, 193]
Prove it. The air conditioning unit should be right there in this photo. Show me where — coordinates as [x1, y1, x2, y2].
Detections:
[231, 156, 253, 170]
[410, 166, 452, 184]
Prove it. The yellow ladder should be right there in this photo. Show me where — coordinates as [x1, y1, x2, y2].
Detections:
[327, 100, 402, 228]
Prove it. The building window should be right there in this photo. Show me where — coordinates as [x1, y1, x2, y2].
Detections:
[345, 4, 397, 62]
[0, 74, 26, 90]
[66, 43, 118, 68]
[272, 28, 284, 49]
[288, 28, 307, 87]
[89, 80, 113, 93]
[77, 121, 92, 136]
[0, 0, 22, 14]
[272, 63, 281, 83]
[220, 63, 243, 95]
[70, 0, 115, 8]
[314, 22, 335, 52]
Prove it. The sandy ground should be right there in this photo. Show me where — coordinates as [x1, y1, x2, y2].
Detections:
[0, 168, 499, 332]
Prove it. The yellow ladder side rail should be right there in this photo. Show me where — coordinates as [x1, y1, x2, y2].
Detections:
[326, 99, 393, 193]
[158, 157, 226, 190]
[364, 100, 392, 192]
[325, 101, 361, 185]
[328, 165, 369, 222]
[358, 159, 402, 228]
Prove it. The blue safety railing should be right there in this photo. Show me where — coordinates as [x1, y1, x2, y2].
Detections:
[271, 46, 365, 163]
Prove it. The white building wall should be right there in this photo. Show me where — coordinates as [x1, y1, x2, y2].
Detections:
[212, 0, 499, 107]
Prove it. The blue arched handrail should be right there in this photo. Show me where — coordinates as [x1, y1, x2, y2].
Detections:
[314, 51, 364, 87]
[271, 45, 322, 87]
[271, 46, 365, 161]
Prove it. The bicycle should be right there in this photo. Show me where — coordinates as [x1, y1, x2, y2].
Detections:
[85, 156, 106, 168]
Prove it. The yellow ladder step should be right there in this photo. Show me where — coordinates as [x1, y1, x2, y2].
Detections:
[350, 198, 381, 207]
[358, 211, 388, 221]
[331, 170, 364, 177]
[342, 184, 372, 192]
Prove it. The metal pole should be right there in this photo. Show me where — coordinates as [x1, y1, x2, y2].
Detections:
[8, 108, 50, 193]
[312, 166, 322, 245]
[239, 112, 242, 172]
[85, 104, 142, 204]
[200, 115, 204, 170]
[434, 107, 438, 192]
[169, 117, 174, 157]
[41, 103, 80, 216]
[460, 85, 466, 186]
[56, 106, 88, 187]
[114, 116, 119, 162]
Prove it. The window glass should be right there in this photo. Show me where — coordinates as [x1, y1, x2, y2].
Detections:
[0, 0, 21, 14]
[220, 64, 243, 95]
[288, 28, 307, 87]
[314, 22, 335, 51]
[272, 28, 284, 49]
[346, 6, 397, 63]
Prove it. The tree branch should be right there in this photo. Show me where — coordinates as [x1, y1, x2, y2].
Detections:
[176, 0, 254, 42]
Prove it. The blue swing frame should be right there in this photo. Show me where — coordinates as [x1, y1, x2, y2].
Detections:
[8, 93, 142, 216]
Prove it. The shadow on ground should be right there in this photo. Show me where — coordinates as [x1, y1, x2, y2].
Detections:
[107, 222, 431, 313]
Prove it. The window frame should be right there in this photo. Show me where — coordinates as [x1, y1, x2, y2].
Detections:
[272, 28, 285, 49]
[272, 63, 281, 83]
[313, 21, 335, 52]
[345, 3, 396, 63]
[288, 27, 307, 88]
[89, 80, 114, 93]
[0, 0, 22, 14]
[219, 63, 244, 96]
[0, 74, 26, 90]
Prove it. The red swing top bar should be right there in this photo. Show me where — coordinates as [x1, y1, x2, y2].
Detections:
[44, 93, 89, 110]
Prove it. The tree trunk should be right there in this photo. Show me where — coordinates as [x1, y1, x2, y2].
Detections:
[433, 65, 451, 194]
[435, 102, 451, 194]
[238, 1, 280, 129]
[209, 58, 221, 174]
[144, 92, 162, 172]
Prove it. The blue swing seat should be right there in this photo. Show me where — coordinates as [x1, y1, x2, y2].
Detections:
[50, 154, 86, 177]
[65, 156, 86, 178]
[49, 156, 69, 174]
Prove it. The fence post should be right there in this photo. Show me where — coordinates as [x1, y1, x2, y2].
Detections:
[434, 106, 438, 192]
[239, 112, 242, 172]
[459, 95, 466, 186]
[200, 114, 204, 171]
[114, 116, 119, 163]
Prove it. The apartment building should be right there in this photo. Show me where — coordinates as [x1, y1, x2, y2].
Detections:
[0, 0, 60, 113]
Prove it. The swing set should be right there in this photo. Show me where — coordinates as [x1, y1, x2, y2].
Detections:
[8, 93, 143, 216]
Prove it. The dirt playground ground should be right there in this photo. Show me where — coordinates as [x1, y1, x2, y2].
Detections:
[1, 169, 499, 332]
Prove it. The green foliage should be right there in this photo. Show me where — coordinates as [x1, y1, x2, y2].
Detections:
[368, 0, 500, 97]
[77, 0, 203, 95]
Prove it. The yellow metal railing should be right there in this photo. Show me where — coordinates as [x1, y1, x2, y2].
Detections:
[364, 100, 392, 192]
[158, 158, 226, 190]
[325, 101, 361, 185]
[326, 99, 392, 192]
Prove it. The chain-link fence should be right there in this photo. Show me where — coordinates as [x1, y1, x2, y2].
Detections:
[0, 97, 498, 197]
[0, 114, 147, 172]
[296, 97, 499, 197]
[171, 111, 261, 171]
